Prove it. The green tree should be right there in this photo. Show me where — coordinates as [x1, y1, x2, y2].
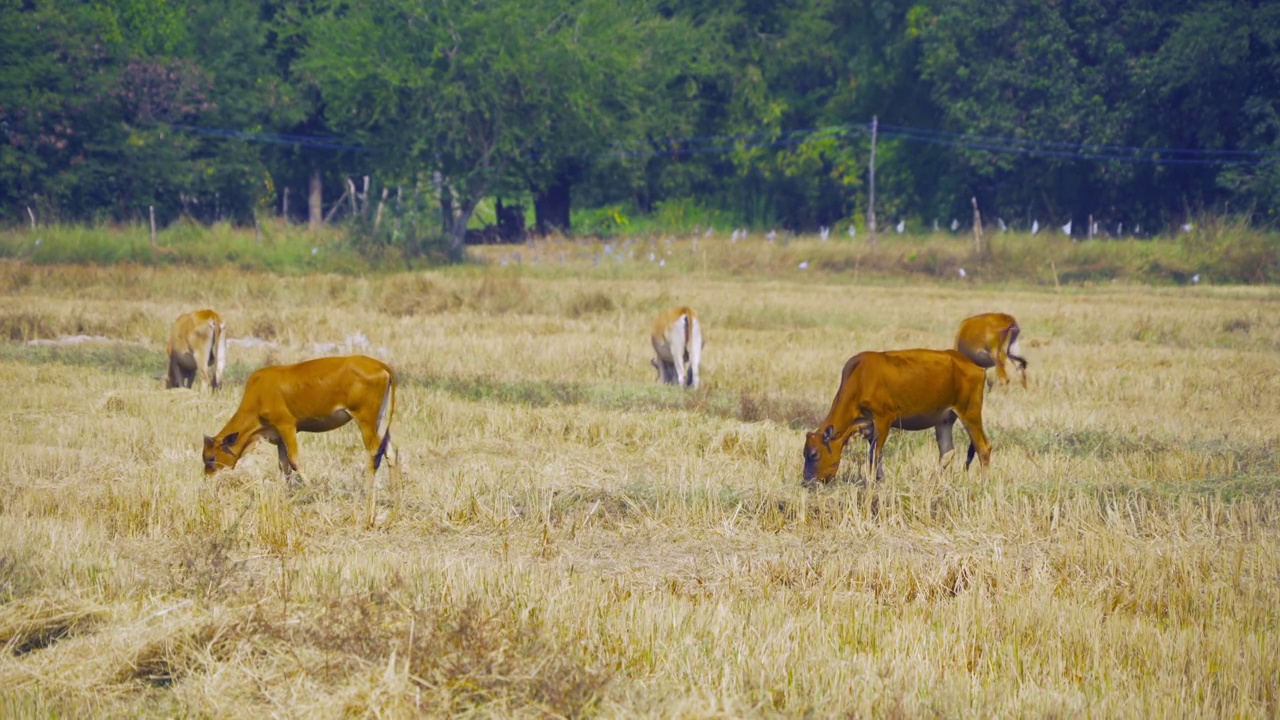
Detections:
[297, 0, 681, 251]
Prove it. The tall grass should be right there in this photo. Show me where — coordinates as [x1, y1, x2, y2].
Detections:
[6, 214, 1277, 284]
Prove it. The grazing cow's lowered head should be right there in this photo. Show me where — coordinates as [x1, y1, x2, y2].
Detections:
[203, 432, 242, 475]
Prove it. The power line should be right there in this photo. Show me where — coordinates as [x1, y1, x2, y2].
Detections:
[169, 124, 366, 152]
[170, 120, 1275, 167]
[877, 122, 1279, 158]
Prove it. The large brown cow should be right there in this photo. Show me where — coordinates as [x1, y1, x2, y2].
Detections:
[650, 306, 703, 389]
[166, 309, 226, 391]
[954, 312, 1028, 387]
[802, 349, 991, 486]
[202, 355, 397, 525]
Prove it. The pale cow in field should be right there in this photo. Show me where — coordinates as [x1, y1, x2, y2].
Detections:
[166, 309, 227, 391]
[650, 306, 703, 389]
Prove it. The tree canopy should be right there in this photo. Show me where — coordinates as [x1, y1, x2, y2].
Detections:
[2, 0, 1277, 242]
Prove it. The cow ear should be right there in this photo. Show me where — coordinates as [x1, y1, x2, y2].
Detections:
[204, 434, 215, 446]
[221, 432, 239, 448]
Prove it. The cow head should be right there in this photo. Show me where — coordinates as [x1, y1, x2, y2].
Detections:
[202, 432, 240, 475]
[802, 424, 845, 486]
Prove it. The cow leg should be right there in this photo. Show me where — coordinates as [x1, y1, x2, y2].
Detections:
[353, 393, 398, 527]
[355, 412, 386, 526]
[869, 418, 891, 482]
[670, 352, 687, 389]
[273, 425, 302, 482]
[954, 394, 992, 470]
[685, 337, 701, 390]
[195, 329, 216, 391]
[270, 440, 297, 487]
[935, 417, 957, 472]
[166, 355, 182, 389]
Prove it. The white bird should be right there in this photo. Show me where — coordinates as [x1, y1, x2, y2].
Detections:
[1182, 223, 1193, 233]
[311, 247, 319, 256]
[950, 218, 959, 232]
[703, 226, 713, 238]
[933, 219, 939, 232]
[895, 219, 905, 234]
[819, 226, 830, 241]
[648, 252, 656, 262]
[766, 230, 777, 242]
[848, 224, 857, 238]
[1091, 222, 1098, 238]
[1061, 220, 1072, 236]
[1117, 222, 1123, 236]
[798, 261, 809, 270]
[957, 267, 967, 278]
[1136, 223, 1142, 235]
[1031, 220, 1040, 236]
[997, 218, 1007, 232]
[1191, 273, 1200, 284]
[659, 259, 666, 268]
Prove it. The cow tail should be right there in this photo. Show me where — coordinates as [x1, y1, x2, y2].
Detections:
[373, 372, 396, 470]
[966, 440, 977, 469]
[1006, 322, 1028, 369]
[683, 309, 693, 351]
[210, 320, 226, 389]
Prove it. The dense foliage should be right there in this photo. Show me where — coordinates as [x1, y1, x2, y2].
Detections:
[2, 0, 1277, 250]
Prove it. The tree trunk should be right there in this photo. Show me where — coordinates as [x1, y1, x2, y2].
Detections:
[533, 172, 572, 236]
[447, 200, 477, 257]
[434, 170, 452, 239]
[308, 169, 323, 230]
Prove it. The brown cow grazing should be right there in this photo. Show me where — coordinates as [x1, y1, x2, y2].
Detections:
[802, 349, 991, 486]
[166, 309, 227, 391]
[955, 312, 1028, 387]
[203, 355, 397, 525]
[650, 306, 703, 389]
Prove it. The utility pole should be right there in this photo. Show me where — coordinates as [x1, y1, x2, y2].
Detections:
[971, 196, 983, 254]
[868, 116, 878, 248]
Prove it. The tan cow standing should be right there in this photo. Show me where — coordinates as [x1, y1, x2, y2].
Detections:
[650, 306, 703, 389]
[202, 355, 398, 526]
[166, 309, 227, 391]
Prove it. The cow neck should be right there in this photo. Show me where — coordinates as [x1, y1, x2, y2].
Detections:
[822, 378, 866, 444]
[218, 409, 264, 458]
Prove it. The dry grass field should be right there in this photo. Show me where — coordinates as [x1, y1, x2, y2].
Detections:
[1, 236, 1278, 717]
